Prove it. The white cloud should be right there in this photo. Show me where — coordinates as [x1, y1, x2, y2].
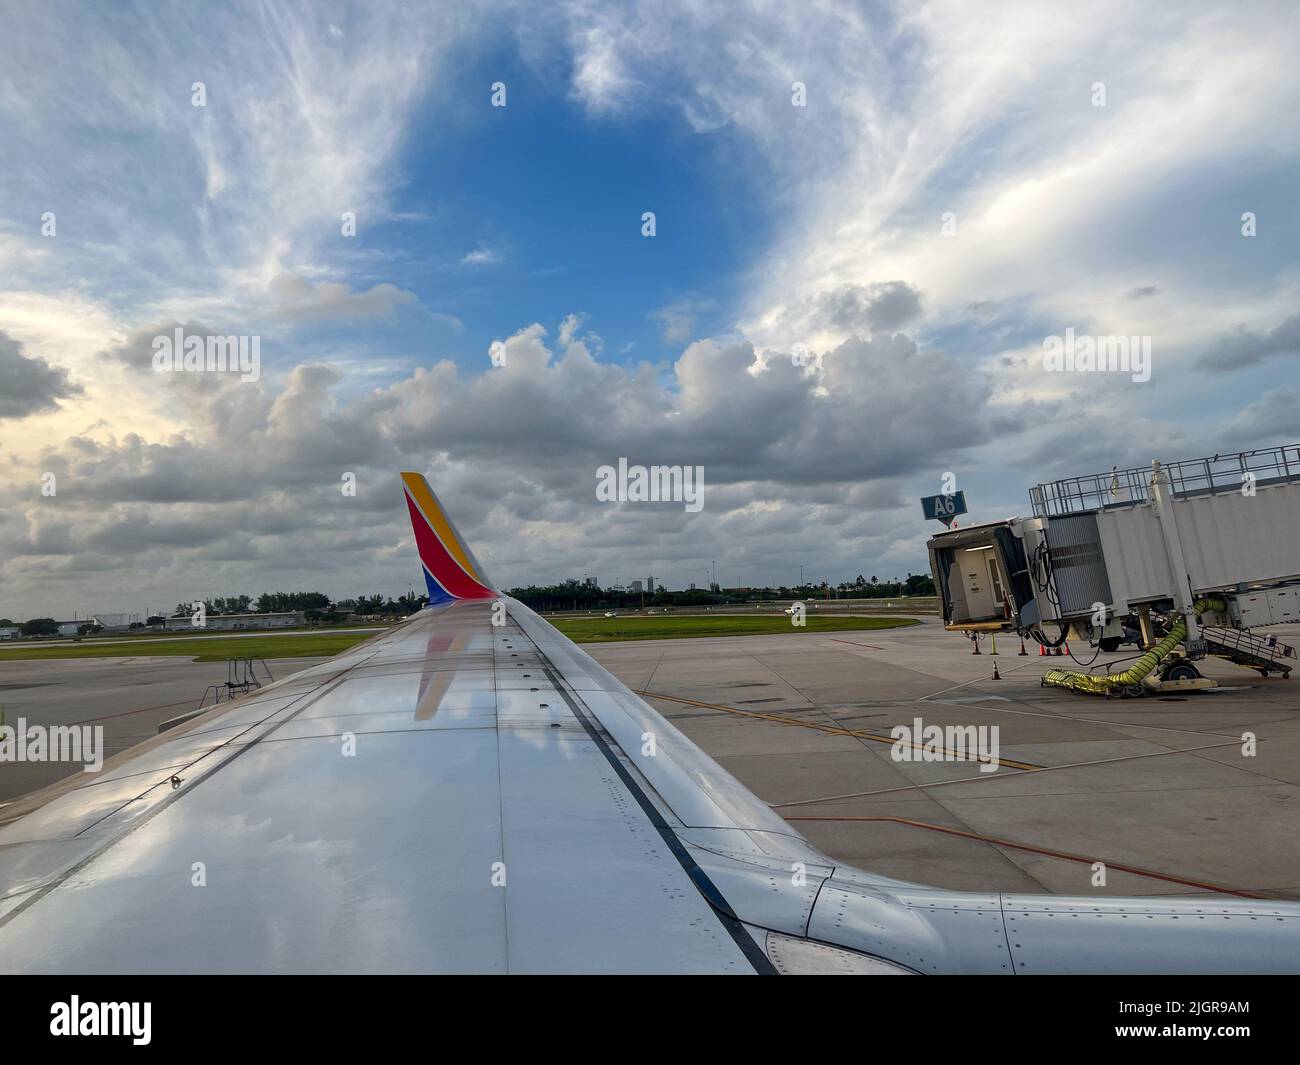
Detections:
[268, 274, 418, 322]
[460, 246, 503, 267]
[649, 295, 714, 345]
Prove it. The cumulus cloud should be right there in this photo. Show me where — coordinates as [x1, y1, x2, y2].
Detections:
[0, 330, 81, 419]
[765, 281, 923, 346]
[821, 282, 923, 335]
[3, 317, 1006, 613]
[100, 321, 210, 374]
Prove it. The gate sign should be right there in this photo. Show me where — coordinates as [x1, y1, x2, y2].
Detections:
[921, 491, 967, 527]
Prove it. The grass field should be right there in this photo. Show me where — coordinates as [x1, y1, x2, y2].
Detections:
[0, 614, 920, 660]
[0, 630, 379, 662]
[553, 614, 920, 642]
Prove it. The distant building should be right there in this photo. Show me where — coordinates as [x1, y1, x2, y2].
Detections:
[0, 626, 18, 641]
[54, 621, 84, 637]
[92, 613, 137, 632]
[629, 580, 644, 593]
[646, 576, 656, 593]
[163, 611, 306, 632]
[584, 576, 598, 588]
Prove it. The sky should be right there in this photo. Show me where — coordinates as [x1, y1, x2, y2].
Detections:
[1, 0, 1298, 620]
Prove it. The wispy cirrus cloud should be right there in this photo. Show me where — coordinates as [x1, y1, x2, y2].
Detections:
[0, 1, 479, 315]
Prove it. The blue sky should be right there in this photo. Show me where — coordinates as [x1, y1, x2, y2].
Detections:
[1, 1, 1298, 619]
[387, 45, 772, 363]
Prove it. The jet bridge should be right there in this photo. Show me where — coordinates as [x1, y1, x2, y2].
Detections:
[927, 444, 1300, 685]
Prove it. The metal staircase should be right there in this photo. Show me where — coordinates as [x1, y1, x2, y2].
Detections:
[196, 656, 274, 710]
[1200, 626, 1296, 678]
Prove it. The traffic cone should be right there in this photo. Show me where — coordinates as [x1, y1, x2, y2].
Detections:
[992, 660, 1001, 680]
[1018, 637, 1028, 656]
[1063, 642, 1071, 657]
[1039, 643, 1047, 656]
[972, 638, 981, 654]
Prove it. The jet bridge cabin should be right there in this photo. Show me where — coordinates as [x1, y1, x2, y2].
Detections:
[927, 518, 1042, 631]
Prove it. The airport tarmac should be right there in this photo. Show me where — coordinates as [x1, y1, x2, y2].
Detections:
[587, 618, 1300, 901]
[1, 619, 1297, 901]
[0, 656, 330, 802]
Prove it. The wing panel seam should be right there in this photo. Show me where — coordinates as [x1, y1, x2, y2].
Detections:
[539, 664, 776, 975]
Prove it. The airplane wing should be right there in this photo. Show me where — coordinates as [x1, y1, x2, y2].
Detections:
[1, 472, 1297, 974]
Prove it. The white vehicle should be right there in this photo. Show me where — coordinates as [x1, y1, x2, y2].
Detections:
[603, 611, 617, 617]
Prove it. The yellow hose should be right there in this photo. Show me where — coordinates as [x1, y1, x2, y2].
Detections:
[1041, 599, 1224, 696]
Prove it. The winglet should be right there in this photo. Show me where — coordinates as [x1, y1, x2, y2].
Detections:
[401, 472, 496, 604]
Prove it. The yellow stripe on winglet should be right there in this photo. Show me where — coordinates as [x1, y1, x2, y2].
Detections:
[400, 472, 485, 585]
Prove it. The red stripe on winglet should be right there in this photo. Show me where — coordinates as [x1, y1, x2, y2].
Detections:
[405, 492, 495, 599]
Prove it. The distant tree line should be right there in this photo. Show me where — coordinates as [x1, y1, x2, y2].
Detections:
[10, 618, 60, 637]
[336, 593, 427, 616]
[836, 574, 935, 598]
[167, 591, 430, 622]
[171, 592, 334, 617]
[507, 573, 935, 612]
[507, 582, 729, 613]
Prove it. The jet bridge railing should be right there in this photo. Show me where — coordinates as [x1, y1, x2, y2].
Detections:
[1030, 443, 1300, 518]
